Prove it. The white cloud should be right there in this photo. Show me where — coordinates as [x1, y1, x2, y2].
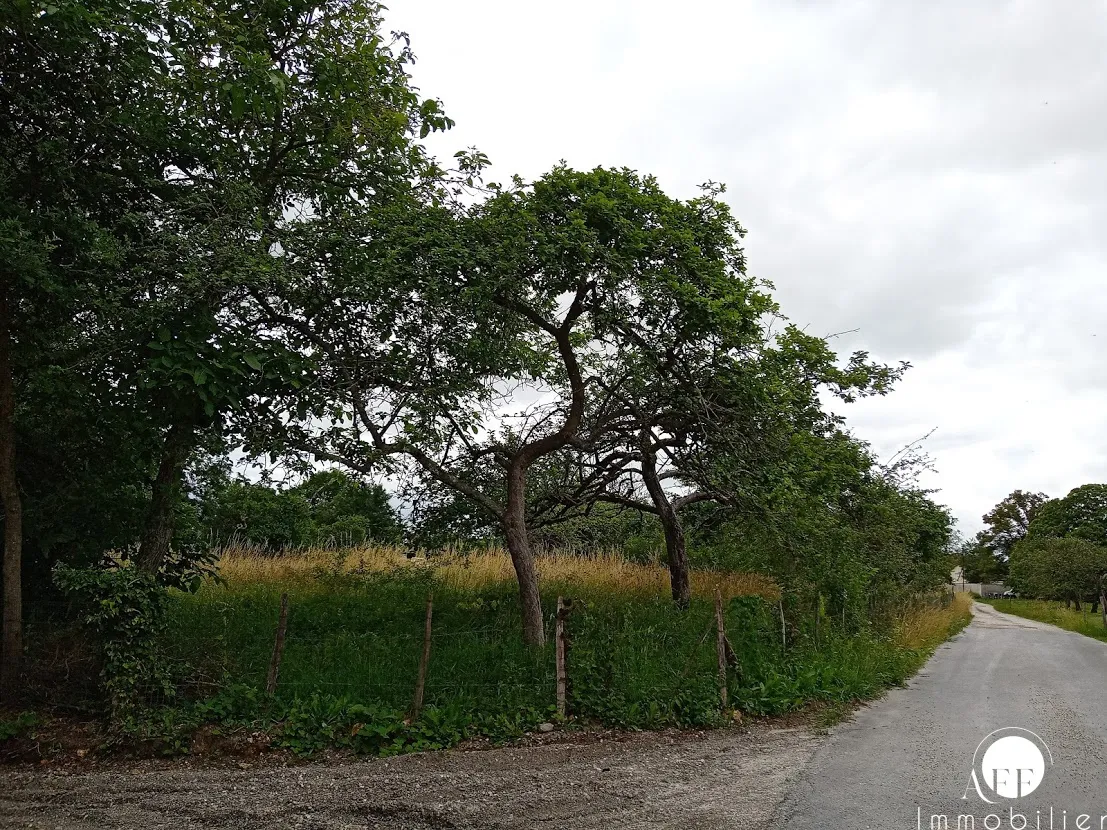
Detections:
[387, 0, 1107, 532]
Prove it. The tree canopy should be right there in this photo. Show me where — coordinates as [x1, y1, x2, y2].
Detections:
[957, 489, 1049, 582]
[1028, 484, 1107, 548]
[979, 490, 1048, 562]
[1008, 536, 1107, 606]
[0, 0, 960, 688]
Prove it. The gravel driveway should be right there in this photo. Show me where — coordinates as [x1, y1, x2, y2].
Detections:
[1, 725, 822, 830]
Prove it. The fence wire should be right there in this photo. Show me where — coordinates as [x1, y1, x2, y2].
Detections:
[19, 587, 957, 714]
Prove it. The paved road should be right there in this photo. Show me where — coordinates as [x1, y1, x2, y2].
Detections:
[775, 602, 1107, 828]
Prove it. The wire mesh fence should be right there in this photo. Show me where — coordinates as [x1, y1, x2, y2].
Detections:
[21, 587, 738, 717]
[18, 582, 963, 720]
[22, 593, 562, 714]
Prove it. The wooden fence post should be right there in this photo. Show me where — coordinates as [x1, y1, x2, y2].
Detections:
[410, 592, 434, 721]
[265, 592, 290, 696]
[815, 593, 822, 649]
[714, 588, 728, 710]
[555, 596, 570, 718]
[1100, 575, 1107, 630]
[779, 600, 787, 650]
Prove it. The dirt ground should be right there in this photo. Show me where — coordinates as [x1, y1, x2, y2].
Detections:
[0, 724, 823, 830]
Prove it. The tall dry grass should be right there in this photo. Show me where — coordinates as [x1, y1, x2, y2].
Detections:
[894, 592, 973, 650]
[215, 542, 780, 602]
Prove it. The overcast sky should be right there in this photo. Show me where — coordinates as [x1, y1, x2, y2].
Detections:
[385, 0, 1107, 534]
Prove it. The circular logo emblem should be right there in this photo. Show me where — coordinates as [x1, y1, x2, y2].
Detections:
[972, 728, 1052, 800]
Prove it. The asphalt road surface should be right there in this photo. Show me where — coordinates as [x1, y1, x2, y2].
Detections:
[6, 602, 1107, 829]
[776, 601, 1107, 828]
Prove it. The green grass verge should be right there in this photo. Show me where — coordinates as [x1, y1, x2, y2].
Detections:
[982, 598, 1107, 643]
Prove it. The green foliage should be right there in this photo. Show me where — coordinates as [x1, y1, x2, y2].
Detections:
[5, 0, 965, 720]
[166, 570, 552, 714]
[1007, 536, 1107, 602]
[687, 456, 954, 624]
[978, 489, 1047, 561]
[202, 480, 314, 549]
[957, 537, 1007, 583]
[956, 487, 1052, 583]
[15, 370, 159, 577]
[1004, 484, 1107, 604]
[52, 563, 175, 714]
[1028, 484, 1107, 548]
[135, 566, 965, 754]
[0, 711, 39, 741]
[130, 684, 547, 757]
[2, 0, 453, 598]
[530, 505, 663, 559]
[293, 470, 403, 545]
[275, 696, 478, 756]
[197, 469, 402, 549]
[1, 0, 186, 591]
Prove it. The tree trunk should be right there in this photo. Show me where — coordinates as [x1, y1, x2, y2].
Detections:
[638, 429, 691, 608]
[135, 420, 192, 575]
[0, 294, 22, 701]
[659, 507, 691, 608]
[1074, 595, 1082, 612]
[503, 462, 545, 646]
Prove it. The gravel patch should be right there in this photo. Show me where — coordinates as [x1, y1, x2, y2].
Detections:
[1, 725, 822, 829]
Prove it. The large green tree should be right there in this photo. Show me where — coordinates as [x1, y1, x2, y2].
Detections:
[1008, 536, 1107, 607]
[1028, 484, 1107, 548]
[262, 166, 785, 644]
[0, 0, 453, 695]
[979, 489, 1048, 562]
[559, 322, 904, 606]
[0, 0, 172, 696]
[125, 0, 452, 574]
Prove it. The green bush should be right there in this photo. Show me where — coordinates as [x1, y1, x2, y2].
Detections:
[0, 712, 40, 741]
[53, 562, 176, 715]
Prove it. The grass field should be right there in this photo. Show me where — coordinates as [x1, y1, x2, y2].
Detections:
[172, 545, 781, 718]
[982, 597, 1107, 642]
[138, 546, 973, 754]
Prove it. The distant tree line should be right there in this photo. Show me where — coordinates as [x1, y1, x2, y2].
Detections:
[188, 469, 402, 551]
[961, 485, 1107, 608]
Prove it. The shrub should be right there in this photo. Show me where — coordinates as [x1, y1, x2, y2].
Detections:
[53, 562, 175, 715]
